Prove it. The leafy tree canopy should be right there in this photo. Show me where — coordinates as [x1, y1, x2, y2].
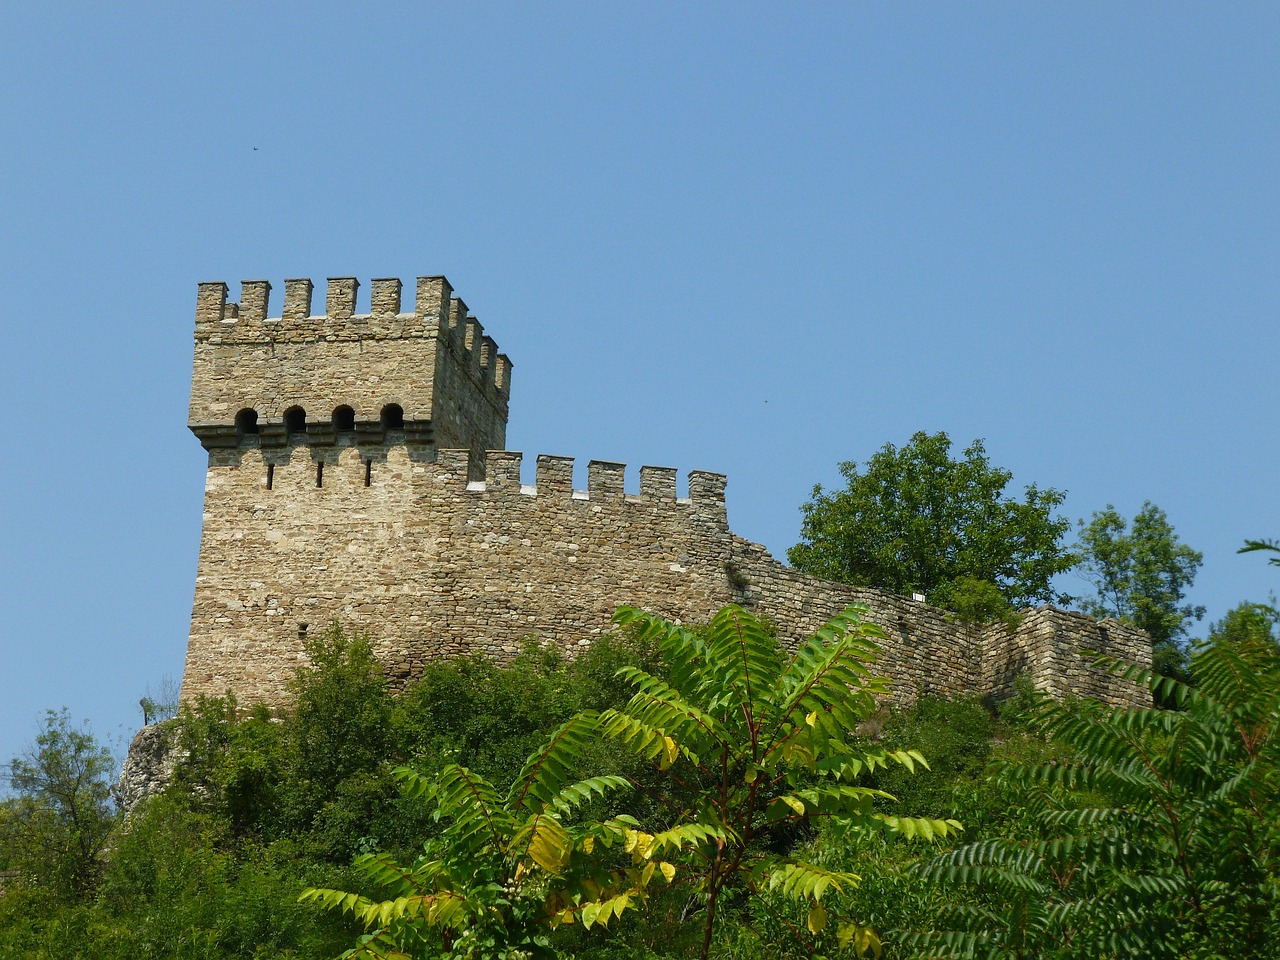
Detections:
[3, 709, 117, 896]
[789, 432, 1074, 610]
[1207, 600, 1280, 647]
[1075, 501, 1204, 646]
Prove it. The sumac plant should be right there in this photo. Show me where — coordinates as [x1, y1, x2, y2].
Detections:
[601, 603, 962, 959]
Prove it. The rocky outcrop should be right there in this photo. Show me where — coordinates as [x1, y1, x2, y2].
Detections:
[115, 721, 182, 815]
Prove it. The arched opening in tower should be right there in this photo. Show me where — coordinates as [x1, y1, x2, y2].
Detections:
[332, 405, 356, 432]
[234, 408, 259, 435]
[380, 403, 404, 430]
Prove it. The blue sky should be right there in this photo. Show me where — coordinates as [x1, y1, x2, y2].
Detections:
[1, 4, 1276, 769]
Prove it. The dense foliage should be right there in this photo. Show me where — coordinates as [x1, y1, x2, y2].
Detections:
[303, 714, 654, 960]
[2, 709, 116, 897]
[3, 548, 1277, 959]
[601, 604, 961, 959]
[0, 627, 659, 959]
[909, 632, 1280, 958]
[788, 432, 1075, 611]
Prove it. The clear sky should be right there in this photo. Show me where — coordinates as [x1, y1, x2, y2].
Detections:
[1, 4, 1276, 770]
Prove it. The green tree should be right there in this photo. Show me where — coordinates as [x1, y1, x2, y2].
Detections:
[173, 694, 289, 839]
[392, 642, 582, 794]
[1207, 601, 1280, 647]
[302, 713, 661, 960]
[2, 709, 117, 896]
[601, 603, 962, 959]
[909, 631, 1280, 959]
[173, 625, 403, 855]
[789, 432, 1074, 611]
[285, 623, 393, 803]
[1075, 502, 1204, 654]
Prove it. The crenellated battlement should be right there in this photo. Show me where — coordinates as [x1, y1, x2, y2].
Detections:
[425, 450, 727, 515]
[189, 275, 511, 457]
[193, 277, 513, 400]
[198, 443, 728, 518]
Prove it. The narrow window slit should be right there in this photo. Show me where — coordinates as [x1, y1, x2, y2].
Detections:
[266, 463, 275, 489]
[364, 459, 372, 487]
[316, 462, 324, 487]
[298, 622, 308, 641]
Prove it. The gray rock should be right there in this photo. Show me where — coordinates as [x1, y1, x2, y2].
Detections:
[115, 721, 182, 815]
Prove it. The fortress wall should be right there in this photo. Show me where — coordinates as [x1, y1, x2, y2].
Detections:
[727, 539, 985, 700]
[183, 442, 427, 705]
[191, 279, 441, 427]
[182, 275, 1149, 712]
[182, 445, 1144, 709]
[191, 335, 441, 426]
[382, 451, 738, 686]
[981, 614, 1035, 701]
[182, 447, 743, 706]
[730, 546, 1147, 707]
[987, 608, 1150, 706]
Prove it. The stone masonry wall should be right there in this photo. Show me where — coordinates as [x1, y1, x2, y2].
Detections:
[989, 607, 1149, 703]
[183, 444, 734, 704]
[181, 444, 1147, 709]
[429, 296, 510, 471]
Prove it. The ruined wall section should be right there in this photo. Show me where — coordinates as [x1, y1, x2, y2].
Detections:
[727, 538, 985, 701]
[730, 541, 1147, 707]
[985, 608, 1150, 707]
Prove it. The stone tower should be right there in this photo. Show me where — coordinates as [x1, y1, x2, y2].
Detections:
[189, 276, 510, 465]
[183, 276, 512, 703]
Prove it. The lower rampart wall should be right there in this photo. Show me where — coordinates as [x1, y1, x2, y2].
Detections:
[992, 607, 1149, 704]
[181, 446, 1149, 709]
